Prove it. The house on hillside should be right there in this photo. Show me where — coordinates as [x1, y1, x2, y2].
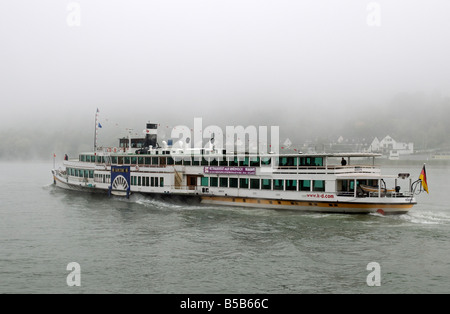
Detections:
[369, 135, 414, 155]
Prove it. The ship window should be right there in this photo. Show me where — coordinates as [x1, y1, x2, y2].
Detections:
[201, 157, 209, 166]
[175, 158, 183, 165]
[89, 170, 94, 179]
[299, 180, 311, 191]
[160, 177, 164, 187]
[111, 156, 118, 164]
[80, 155, 86, 162]
[313, 180, 325, 192]
[239, 157, 249, 167]
[273, 179, 284, 190]
[229, 157, 238, 166]
[209, 158, 218, 166]
[124, 157, 130, 164]
[138, 176, 141, 186]
[299, 157, 312, 166]
[131, 176, 135, 186]
[118, 156, 123, 164]
[219, 158, 228, 166]
[250, 179, 260, 189]
[356, 180, 367, 187]
[313, 157, 323, 166]
[151, 177, 154, 186]
[131, 157, 137, 165]
[261, 157, 271, 165]
[75, 169, 79, 177]
[182, 156, 191, 166]
[261, 179, 271, 190]
[250, 157, 260, 167]
[220, 177, 228, 188]
[240, 178, 249, 189]
[138, 157, 144, 165]
[155, 177, 159, 187]
[152, 157, 158, 165]
[283, 157, 297, 167]
[229, 178, 238, 188]
[210, 177, 218, 187]
[337, 179, 347, 192]
[286, 180, 297, 191]
[192, 157, 200, 166]
[144, 157, 151, 165]
[167, 157, 174, 165]
[201, 177, 209, 187]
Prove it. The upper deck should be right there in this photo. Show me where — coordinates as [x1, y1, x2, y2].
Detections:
[70, 148, 381, 176]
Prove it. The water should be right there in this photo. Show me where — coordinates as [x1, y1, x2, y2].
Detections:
[1, 161, 449, 294]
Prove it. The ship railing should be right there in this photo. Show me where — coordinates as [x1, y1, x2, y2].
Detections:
[274, 165, 379, 175]
[374, 191, 413, 198]
[275, 165, 376, 170]
[337, 191, 413, 198]
[64, 160, 96, 168]
[169, 185, 202, 192]
[336, 191, 355, 197]
[332, 166, 379, 174]
[96, 146, 126, 154]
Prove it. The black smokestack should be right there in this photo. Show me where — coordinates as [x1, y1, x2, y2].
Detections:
[144, 123, 158, 148]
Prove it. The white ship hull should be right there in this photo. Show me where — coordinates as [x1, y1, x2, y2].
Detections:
[52, 167, 415, 215]
[201, 195, 414, 215]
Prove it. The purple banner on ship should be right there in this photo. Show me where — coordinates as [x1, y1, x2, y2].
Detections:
[204, 166, 256, 175]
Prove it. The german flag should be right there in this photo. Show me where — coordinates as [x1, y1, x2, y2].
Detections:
[419, 164, 429, 193]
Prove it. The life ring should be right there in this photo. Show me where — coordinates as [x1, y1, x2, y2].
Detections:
[113, 147, 118, 153]
[135, 165, 140, 171]
[107, 148, 112, 153]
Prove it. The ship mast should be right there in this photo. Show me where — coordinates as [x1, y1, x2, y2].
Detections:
[94, 108, 99, 153]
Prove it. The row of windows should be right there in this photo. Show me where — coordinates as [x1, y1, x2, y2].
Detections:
[131, 176, 164, 187]
[95, 174, 111, 184]
[67, 167, 94, 178]
[79, 154, 323, 168]
[201, 177, 325, 192]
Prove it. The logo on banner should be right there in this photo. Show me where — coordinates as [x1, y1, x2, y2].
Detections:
[110, 166, 131, 197]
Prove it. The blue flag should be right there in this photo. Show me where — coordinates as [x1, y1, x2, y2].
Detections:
[98, 123, 102, 128]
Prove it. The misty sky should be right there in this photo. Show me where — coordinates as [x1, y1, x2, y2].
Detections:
[1, 0, 450, 136]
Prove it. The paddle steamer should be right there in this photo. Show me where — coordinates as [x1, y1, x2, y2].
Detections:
[52, 122, 417, 214]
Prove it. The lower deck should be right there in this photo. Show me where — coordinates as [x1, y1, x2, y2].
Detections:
[52, 169, 416, 215]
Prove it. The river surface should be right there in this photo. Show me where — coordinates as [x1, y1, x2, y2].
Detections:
[1, 161, 449, 294]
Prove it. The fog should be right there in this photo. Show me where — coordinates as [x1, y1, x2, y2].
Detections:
[1, 0, 450, 160]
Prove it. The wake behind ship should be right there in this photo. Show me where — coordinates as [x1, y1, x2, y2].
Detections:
[52, 122, 418, 214]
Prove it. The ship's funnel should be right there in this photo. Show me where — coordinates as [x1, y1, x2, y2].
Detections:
[144, 123, 158, 148]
